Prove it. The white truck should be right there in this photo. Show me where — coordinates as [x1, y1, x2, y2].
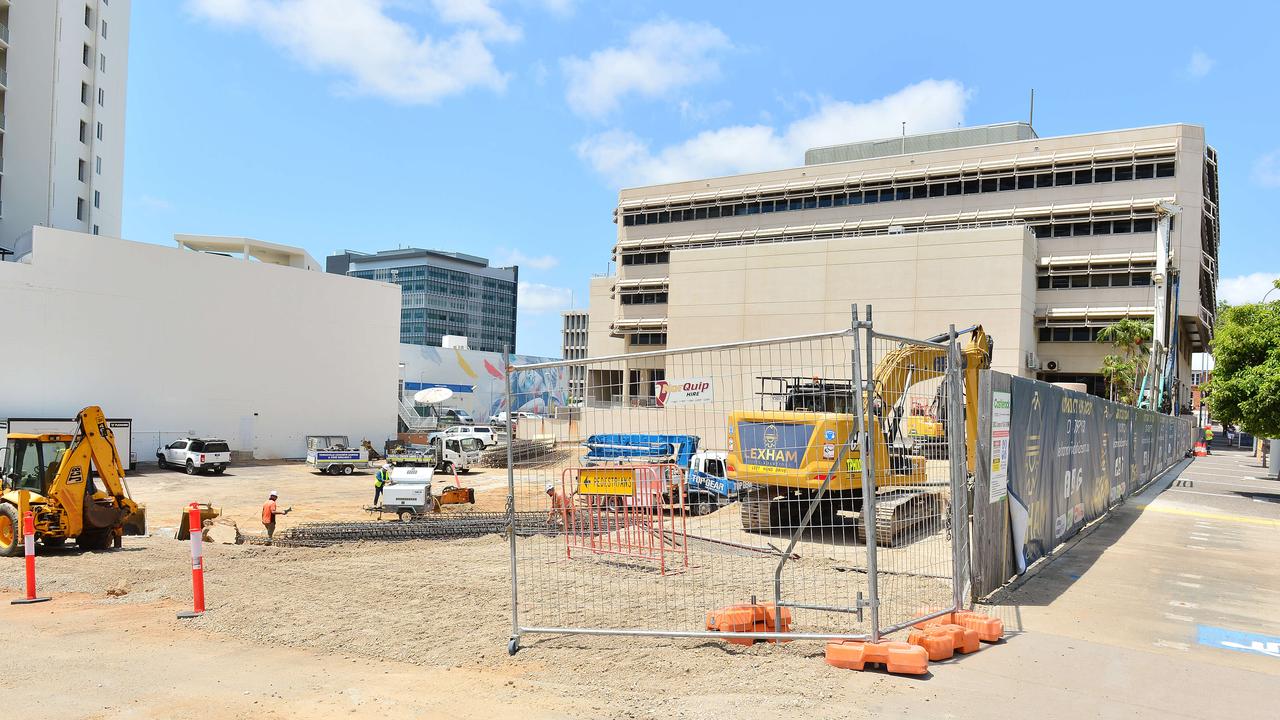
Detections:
[434, 436, 484, 474]
[157, 437, 232, 475]
[1, 417, 137, 470]
[428, 424, 498, 448]
[305, 435, 368, 475]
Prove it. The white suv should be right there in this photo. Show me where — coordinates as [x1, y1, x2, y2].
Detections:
[429, 425, 497, 448]
[157, 438, 232, 475]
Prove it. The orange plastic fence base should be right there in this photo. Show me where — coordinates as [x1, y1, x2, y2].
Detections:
[907, 623, 980, 661]
[914, 610, 1004, 643]
[825, 641, 929, 675]
[706, 603, 793, 646]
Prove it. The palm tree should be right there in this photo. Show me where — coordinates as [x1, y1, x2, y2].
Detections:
[1097, 319, 1153, 404]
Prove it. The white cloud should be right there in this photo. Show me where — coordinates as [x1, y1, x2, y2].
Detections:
[138, 195, 173, 212]
[533, 0, 575, 16]
[1187, 49, 1214, 79]
[562, 19, 731, 118]
[496, 248, 559, 270]
[430, 0, 521, 42]
[1218, 273, 1280, 305]
[1254, 150, 1280, 187]
[187, 0, 511, 104]
[577, 79, 971, 187]
[519, 282, 572, 313]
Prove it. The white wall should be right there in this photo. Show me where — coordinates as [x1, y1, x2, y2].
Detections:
[0, 228, 400, 458]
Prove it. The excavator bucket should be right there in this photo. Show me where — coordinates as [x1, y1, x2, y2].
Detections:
[122, 505, 148, 536]
[176, 503, 220, 540]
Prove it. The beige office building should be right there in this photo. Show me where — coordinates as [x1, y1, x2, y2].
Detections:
[584, 122, 1219, 410]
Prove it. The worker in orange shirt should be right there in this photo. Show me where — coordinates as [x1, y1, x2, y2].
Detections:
[261, 490, 292, 544]
[546, 482, 574, 530]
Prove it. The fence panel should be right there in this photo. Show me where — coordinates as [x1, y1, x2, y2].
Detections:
[862, 327, 969, 637]
[508, 329, 883, 646]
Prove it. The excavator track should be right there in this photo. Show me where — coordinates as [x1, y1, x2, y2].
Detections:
[863, 488, 945, 547]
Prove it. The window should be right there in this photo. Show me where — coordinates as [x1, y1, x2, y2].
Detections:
[78, 159, 87, 182]
[102, 19, 108, 38]
[85, 5, 93, 28]
[95, 156, 102, 175]
[100, 53, 107, 73]
[93, 225, 100, 235]
[79, 121, 88, 143]
[98, 88, 105, 106]
[81, 82, 90, 105]
[94, 190, 100, 208]
[97, 122, 104, 140]
[1135, 163, 1155, 179]
[629, 332, 667, 346]
[77, 197, 86, 221]
[1156, 161, 1175, 178]
[83, 43, 92, 67]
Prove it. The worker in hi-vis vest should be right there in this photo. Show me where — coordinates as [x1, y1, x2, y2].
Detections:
[374, 463, 391, 505]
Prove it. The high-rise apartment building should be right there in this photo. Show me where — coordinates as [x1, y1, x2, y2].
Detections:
[328, 248, 518, 353]
[586, 122, 1219, 407]
[562, 310, 588, 400]
[0, 0, 131, 254]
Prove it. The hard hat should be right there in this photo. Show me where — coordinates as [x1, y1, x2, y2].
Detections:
[269, 490, 278, 498]
[545, 482, 555, 493]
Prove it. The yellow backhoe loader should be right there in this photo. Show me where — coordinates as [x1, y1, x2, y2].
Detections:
[0, 406, 146, 555]
[726, 326, 991, 545]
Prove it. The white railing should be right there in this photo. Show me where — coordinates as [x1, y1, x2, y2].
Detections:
[399, 399, 437, 431]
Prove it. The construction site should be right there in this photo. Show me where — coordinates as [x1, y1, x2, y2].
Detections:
[5, 310, 1277, 719]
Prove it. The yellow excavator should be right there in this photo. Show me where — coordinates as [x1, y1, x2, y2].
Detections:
[0, 406, 146, 555]
[726, 326, 991, 545]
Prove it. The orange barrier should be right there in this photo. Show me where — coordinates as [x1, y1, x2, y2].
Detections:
[907, 623, 980, 661]
[706, 602, 792, 645]
[1193, 442, 1207, 457]
[914, 610, 1004, 643]
[825, 641, 929, 675]
[177, 503, 206, 619]
[10, 511, 51, 606]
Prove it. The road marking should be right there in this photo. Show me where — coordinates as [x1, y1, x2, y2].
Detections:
[1179, 573, 1203, 580]
[1170, 600, 1198, 609]
[1164, 613, 1194, 622]
[1189, 533, 1211, 540]
[1155, 640, 1190, 651]
[1135, 505, 1280, 527]
[1175, 581, 1202, 589]
[1180, 477, 1276, 489]
[1196, 625, 1280, 659]
[1167, 488, 1253, 500]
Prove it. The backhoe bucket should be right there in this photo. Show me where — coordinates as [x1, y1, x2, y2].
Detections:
[176, 503, 219, 540]
[122, 505, 148, 536]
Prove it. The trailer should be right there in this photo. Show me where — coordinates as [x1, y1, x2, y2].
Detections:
[305, 435, 368, 475]
[1, 417, 136, 470]
[367, 466, 436, 521]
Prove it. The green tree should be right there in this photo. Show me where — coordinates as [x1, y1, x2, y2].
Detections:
[1096, 318, 1153, 404]
[1206, 280, 1280, 436]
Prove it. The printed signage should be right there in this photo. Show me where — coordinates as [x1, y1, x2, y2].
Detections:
[656, 378, 713, 407]
[577, 467, 636, 496]
[989, 391, 1011, 503]
[737, 422, 812, 473]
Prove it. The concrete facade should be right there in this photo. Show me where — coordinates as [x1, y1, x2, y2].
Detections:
[561, 310, 587, 401]
[0, 0, 130, 253]
[0, 228, 400, 459]
[328, 248, 518, 353]
[591, 123, 1219, 408]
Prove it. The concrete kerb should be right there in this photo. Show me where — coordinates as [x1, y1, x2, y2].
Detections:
[978, 457, 1194, 608]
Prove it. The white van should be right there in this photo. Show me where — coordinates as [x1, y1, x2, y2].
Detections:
[430, 424, 497, 448]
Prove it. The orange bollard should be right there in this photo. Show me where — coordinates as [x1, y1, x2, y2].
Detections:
[177, 503, 205, 619]
[11, 512, 51, 605]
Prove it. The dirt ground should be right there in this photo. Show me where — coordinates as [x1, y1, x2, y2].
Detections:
[0, 460, 953, 719]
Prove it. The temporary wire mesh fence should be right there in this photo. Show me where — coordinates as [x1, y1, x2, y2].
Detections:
[504, 313, 969, 649]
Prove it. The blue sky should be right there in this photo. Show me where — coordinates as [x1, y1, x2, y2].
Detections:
[123, 1, 1280, 356]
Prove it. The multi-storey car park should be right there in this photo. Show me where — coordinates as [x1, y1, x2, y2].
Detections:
[584, 122, 1219, 406]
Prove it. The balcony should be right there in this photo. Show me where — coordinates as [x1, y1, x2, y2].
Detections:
[0, 111, 6, 131]
[0, 68, 6, 88]
[0, 22, 8, 47]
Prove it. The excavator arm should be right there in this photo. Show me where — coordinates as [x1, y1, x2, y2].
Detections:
[48, 406, 142, 538]
[869, 327, 991, 476]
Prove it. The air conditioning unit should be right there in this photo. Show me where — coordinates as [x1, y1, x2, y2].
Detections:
[1045, 360, 1060, 372]
[1025, 352, 1040, 370]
